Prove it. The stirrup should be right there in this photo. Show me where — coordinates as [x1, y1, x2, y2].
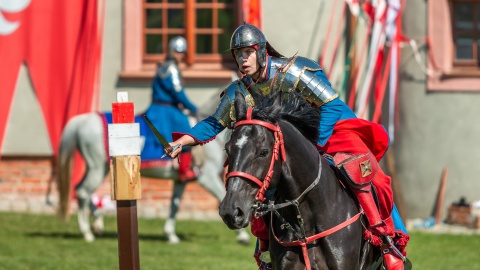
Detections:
[382, 235, 406, 262]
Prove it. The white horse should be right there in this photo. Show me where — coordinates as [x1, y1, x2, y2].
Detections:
[55, 102, 249, 244]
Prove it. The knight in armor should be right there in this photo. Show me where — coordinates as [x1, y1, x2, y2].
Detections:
[165, 24, 408, 270]
[143, 36, 197, 182]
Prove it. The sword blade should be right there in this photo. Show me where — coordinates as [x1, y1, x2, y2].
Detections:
[143, 114, 173, 152]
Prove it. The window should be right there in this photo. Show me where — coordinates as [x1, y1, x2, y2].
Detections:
[427, 0, 480, 91]
[449, 0, 480, 68]
[122, 0, 241, 83]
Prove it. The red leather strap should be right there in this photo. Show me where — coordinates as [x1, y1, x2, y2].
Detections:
[226, 171, 263, 188]
[271, 211, 363, 270]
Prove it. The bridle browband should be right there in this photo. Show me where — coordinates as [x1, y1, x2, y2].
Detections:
[225, 107, 286, 202]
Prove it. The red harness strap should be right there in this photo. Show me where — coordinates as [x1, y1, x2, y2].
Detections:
[271, 211, 363, 270]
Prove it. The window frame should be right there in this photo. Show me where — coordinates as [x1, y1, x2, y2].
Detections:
[427, 0, 480, 91]
[448, 0, 480, 68]
[120, 0, 241, 83]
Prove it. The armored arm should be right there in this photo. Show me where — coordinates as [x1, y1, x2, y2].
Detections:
[212, 80, 252, 127]
[270, 56, 338, 107]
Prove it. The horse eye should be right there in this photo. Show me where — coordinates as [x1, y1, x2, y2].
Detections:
[259, 149, 269, 158]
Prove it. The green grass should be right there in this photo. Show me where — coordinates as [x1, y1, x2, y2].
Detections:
[0, 212, 256, 270]
[1, 212, 480, 269]
[405, 231, 480, 270]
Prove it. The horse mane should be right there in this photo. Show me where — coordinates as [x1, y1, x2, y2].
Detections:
[250, 91, 320, 145]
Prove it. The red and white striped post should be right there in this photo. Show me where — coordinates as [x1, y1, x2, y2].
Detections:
[108, 91, 142, 270]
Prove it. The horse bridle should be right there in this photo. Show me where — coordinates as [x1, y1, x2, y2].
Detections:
[225, 107, 286, 202]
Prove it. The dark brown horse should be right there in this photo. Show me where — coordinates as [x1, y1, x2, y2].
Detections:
[219, 91, 383, 269]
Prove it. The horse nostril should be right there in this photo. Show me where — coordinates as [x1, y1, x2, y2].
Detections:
[234, 207, 245, 222]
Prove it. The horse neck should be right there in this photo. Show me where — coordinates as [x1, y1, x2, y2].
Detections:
[275, 121, 357, 227]
[276, 120, 321, 201]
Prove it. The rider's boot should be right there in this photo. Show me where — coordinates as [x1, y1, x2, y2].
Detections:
[178, 151, 197, 182]
[334, 152, 405, 270]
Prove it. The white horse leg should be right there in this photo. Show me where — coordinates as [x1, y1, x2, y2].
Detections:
[164, 218, 180, 244]
[75, 113, 108, 242]
[196, 139, 226, 201]
[76, 202, 95, 242]
[196, 136, 250, 245]
[164, 181, 187, 244]
[90, 201, 104, 235]
[235, 228, 250, 245]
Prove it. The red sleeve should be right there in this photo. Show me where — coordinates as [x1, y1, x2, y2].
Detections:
[250, 217, 269, 241]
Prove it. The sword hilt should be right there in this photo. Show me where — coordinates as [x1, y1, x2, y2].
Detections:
[161, 143, 181, 158]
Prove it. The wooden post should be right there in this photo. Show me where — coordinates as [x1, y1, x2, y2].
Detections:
[185, 0, 195, 65]
[432, 166, 448, 225]
[108, 91, 142, 270]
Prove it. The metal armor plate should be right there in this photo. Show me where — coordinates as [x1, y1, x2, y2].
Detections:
[157, 60, 183, 92]
[212, 80, 254, 127]
[269, 56, 338, 107]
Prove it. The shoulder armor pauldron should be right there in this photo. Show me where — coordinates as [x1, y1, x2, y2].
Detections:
[270, 56, 338, 107]
[212, 80, 254, 127]
[157, 60, 183, 92]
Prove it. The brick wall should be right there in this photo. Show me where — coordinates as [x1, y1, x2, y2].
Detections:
[446, 205, 480, 229]
[0, 157, 221, 220]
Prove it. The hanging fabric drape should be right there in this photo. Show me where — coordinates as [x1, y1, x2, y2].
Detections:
[344, 0, 373, 109]
[0, 0, 105, 156]
[319, 0, 349, 79]
[326, 3, 348, 79]
[355, 0, 388, 119]
[319, 0, 339, 68]
[243, 0, 262, 29]
[385, 0, 403, 141]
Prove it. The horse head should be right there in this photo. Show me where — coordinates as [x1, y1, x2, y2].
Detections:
[219, 90, 319, 230]
[219, 92, 280, 229]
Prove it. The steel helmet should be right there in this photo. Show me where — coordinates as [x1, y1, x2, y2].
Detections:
[230, 23, 268, 68]
[168, 36, 187, 57]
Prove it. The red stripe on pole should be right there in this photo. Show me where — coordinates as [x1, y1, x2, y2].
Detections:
[347, 19, 372, 110]
[372, 47, 392, 123]
[319, 0, 338, 67]
[327, 3, 347, 79]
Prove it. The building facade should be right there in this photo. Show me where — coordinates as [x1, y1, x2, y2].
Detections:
[2, 0, 480, 221]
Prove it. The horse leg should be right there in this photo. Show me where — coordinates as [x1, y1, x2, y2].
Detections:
[196, 139, 250, 245]
[90, 198, 104, 236]
[164, 180, 187, 244]
[75, 114, 108, 242]
[196, 140, 226, 201]
[75, 161, 107, 242]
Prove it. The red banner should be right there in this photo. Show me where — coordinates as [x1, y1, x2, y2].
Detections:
[0, 0, 104, 155]
[243, 0, 262, 29]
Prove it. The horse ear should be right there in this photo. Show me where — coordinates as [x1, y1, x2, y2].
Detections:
[234, 91, 247, 121]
